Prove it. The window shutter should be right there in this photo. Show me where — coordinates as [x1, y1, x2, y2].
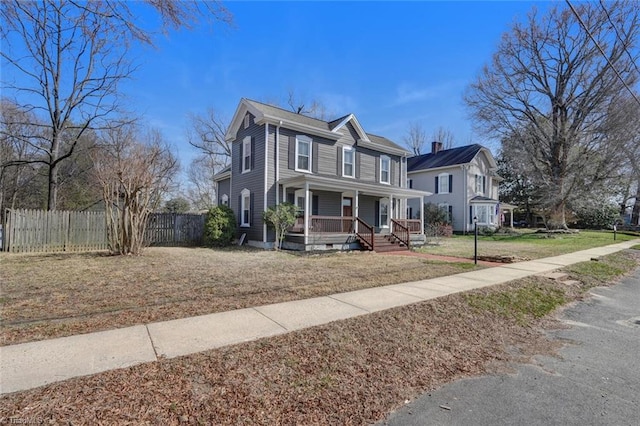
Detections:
[482, 176, 486, 194]
[288, 136, 295, 170]
[251, 137, 255, 170]
[312, 195, 319, 216]
[435, 176, 439, 194]
[238, 195, 242, 225]
[312, 141, 318, 173]
[249, 193, 254, 226]
[239, 143, 243, 172]
[337, 146, 342, 176]
[375, 201, 380, 227]
[375, 158, 380, 182]
[449, 174, 453, 193]
[391, 160, 396, 185]
[469, 206, 473, 224]
[355, 151, 361, 179]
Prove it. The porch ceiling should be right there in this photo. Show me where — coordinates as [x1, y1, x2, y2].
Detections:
[279, 174, 431, 199]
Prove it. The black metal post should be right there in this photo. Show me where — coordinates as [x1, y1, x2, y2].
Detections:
[474, 216, 478, 265]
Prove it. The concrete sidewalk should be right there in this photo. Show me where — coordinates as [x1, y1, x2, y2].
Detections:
[1, 240, 638, 395]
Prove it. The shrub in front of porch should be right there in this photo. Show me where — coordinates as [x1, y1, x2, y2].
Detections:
[424, 203, 453, 244]
[263, 202, 297, 250]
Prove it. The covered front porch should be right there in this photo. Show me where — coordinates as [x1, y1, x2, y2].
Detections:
[278, 175, 428, 251]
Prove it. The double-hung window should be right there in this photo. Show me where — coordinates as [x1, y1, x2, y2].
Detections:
[240, 189, 250, 227]
[380, 155, 390, 184]
[296, 135, 312, 172]
[343, 146, 355, 177]
[437, 173, 450, 194]
[475, 174, 485, 195]
[242, 136, 251, 173]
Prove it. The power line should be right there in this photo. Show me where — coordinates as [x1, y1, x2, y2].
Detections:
[565, 0, 640, 107]
[598, 0, 640, 76]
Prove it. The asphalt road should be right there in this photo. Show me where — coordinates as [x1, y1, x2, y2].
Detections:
[381, 265, 640, 426]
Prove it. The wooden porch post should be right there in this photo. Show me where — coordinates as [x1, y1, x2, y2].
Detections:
[389, 194, 394, 232]
[354, 190, 359, 233]
[304, 182, 310, 245]
[420, 195, 424, 235]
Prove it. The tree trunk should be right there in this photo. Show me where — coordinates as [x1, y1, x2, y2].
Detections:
[632, 180, 640, 226]
[547, 200, 568, 230]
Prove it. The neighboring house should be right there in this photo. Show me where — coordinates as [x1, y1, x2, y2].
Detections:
[213, 98, 430, 251]
[407, 142, 508, 233]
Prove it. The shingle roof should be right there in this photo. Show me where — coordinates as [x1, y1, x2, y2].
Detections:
[407, 144, 483, 171]
[243, 98, 408, 154]
[244, 99, 332, 131]
[367, 133, 405, 151]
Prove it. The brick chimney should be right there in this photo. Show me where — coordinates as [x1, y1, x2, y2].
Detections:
[431, 141, 443, 154]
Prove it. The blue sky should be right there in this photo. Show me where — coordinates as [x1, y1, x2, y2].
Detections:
[5, 1, 552, 183]
[123, 0, 551, 175]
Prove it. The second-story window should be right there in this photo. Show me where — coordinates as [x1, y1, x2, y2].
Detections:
[436, 172, 451, 194]
[242, 136, 251, 173]
[343, 146, 355, 177]
[380, 155, 390, 184]
[296, 135, 312, 172]
[475, 174, 486, 195]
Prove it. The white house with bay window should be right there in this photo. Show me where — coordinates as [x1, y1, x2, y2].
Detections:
[407, 142, 507, 232]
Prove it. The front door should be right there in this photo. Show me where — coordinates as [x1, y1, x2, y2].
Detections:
[342, 197, 353, 232]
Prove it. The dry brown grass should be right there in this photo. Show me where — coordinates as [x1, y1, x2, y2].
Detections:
[0, 276, 586, 425]
[0, 247, 482, 345]
[1, 252, 637, 425]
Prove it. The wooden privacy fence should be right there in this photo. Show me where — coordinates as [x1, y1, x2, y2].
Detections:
[145, 213, 206, 246]
[2, 209, 207, 253]
[2, 209, 108, 253]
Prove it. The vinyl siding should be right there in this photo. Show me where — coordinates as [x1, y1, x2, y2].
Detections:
[217, 178, 230, 204]
[231, 112, 266, 242]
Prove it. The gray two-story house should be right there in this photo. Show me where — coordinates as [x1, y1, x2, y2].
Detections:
[214, 98, 430, 251]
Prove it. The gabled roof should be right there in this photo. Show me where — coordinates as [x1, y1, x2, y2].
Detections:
[212, 165, 231, 182]
[407, 144, 495, 171]
[225, 98, 410, 157]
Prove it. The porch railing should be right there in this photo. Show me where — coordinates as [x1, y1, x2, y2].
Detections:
[310, 215, 354, 233]
[390, 219, 410, 249]
[393, 219, 422, 234]
[355, 217, 374, 251]
[288, 216, 354, 234]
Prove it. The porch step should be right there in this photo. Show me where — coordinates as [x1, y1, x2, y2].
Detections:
[357, 234, 409, 252]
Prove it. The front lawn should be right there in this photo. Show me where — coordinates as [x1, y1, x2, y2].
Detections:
[417, 230, 636, 260]
[0, 247, 483, 345]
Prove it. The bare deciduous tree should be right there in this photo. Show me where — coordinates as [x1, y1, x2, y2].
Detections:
[465, 1, 640, 229]
[0, 100, 46, 213]
[93, 125, 178, 255]
[186, 154, 220, 211]
[285, 90, 330, 120]
[1, 0, 231, 210]
[403, 122, 426, 156]
[431, 126, 455, 150]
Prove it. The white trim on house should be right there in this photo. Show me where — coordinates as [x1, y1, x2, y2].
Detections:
[242, 136, 251, 173]
[330, 114, 371, 142]
[358, 139, 408, 157]
[342, 145, 355, 178]
[295, 135, 312, 173]
[438, 172, 450, 194]
[240, 188, 250, 227]
[380, 155, 390, 184]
